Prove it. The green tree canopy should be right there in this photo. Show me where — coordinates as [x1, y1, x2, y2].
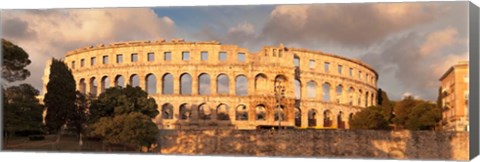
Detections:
[88, 85, 159, 150]
[2, 38, 31, 83]
[405, 102, 442, 130]
[3, 84, 44, 135]
[349, 106, 390, 130]
[44, 58, 76, 134]
[89, 85, 158, 123]
[91, 112, 158, 150]
[392, 96, 419, 128]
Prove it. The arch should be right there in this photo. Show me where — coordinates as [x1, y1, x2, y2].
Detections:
[145, 73, 157, 94]
[295, 107, 301, 127]
[100, 76, 109, 93]
[161, 103, 174, 119]
[129, 74, 139, 87]
[348, 87, 355, 105]
[115, 75, 125, 88]
[308, 109, 318, 127]
[235, 104, 248, 121]
[254, 73, 268, 93]
[162, 73, 173, 94]
[294, 79, 301, 99]
[337, 111, 345, 129]
[217, 74, 230, 95]
[274, 105, 285, 121]
[198, 73, 211, 95]
[198, 103, 211, 120]
[180, 73, 192, 95]
[255, 104, 266, 121]
[89, 77, 98, 96]
[336, 84, 343, 103]
[216, 104, 230, 120]
[235, 75, 248, 96]
[323, 110, 332, 127]
[322, 82, 331, 102]
[307, 81, 317, 98]
[371, 93, 375, 106]
[365, 91, 370, 107]
[179, 103, 192, 120]
[79, 78, 86, 94]
[358, 89, 363, 106]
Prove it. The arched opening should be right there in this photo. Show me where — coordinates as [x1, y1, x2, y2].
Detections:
[295, 107, 301, 127]
[89, 77, 97, 96]
[236, 104, 248, 121]
[323, 110, 332, 127]
[161, 103, 174, 119]
[358, 90, 363, 106]
[308, 109, 317, 127]
[162, 73, 173, 94]
[129, 74, 139, 87]
[180, 73, 192, 95]
[115, 75, 125, 88]
[294, 79, 301, 99]
[337, 111, 345, 129]
[254, 73, 268, 93]
[100, 76, 109, 93]
[256, 104, 266, 121]
[323, 82, 331, 102]
[198, 103, 211, 120]
[365, 92, 370, 107]
[235, 75, 248, 96]
[216, 104, 230, 120]
[274, 105, 285, 122]
[79, 78, 86, 94]
[348, 87, 354, 105]
[217, 74, 230, 95]
[307, 81, 317, 98]
[145, 74, 157, 94]
[179, 103, 192, 120]
[336, 85, 343, 103]
[198, 73, 211, 95]
[274, 75, 287, 99]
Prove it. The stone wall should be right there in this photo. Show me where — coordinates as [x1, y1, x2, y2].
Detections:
[157, 129, 469, 160]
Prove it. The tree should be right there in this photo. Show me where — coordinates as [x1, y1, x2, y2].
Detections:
[44, 58, 76, 134]
[91, 112, 158, 151]
[67, 91, 89, 145]
[3, 84, 44, 137]
[377, 88, 394, 122]
[392, 96, 419, 129]
[349, 106, 390, 130]
[88, 85, 159, 151]
[405, 102, 442, 130]
[2, 38, 31, 84]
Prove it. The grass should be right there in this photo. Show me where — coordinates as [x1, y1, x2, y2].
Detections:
[3, 135, 135, 153]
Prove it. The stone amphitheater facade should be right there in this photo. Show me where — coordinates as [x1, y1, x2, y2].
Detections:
[41, 39, 378, 130]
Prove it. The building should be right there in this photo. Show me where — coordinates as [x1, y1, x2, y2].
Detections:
[40, 39, 378, 130]
[439, 61, 469, 131]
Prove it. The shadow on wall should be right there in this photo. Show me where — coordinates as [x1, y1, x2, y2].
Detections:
[157, 129, 469, 160]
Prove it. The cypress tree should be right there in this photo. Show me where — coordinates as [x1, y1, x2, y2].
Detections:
[44, 58, 76, 134]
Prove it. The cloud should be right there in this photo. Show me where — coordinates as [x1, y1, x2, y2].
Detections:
[419, 27, 459, 56]
[1, 8, 176, 93]
[260, 3, 443, 47]
[361, 27, 467, 100]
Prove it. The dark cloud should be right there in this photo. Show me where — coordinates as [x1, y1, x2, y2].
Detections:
[1, 18, 36, 40]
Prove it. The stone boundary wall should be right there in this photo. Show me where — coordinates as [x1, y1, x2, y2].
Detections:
[158, 129, 469, 160]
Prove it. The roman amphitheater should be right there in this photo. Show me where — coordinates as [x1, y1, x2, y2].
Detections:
[41, 39, 378, 130]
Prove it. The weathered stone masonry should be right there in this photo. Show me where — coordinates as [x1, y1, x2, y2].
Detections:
[158, 129, 469, 160]
[42, 39, 379, 130]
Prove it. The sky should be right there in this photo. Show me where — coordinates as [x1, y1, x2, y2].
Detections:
[0, 1, 470, 101]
